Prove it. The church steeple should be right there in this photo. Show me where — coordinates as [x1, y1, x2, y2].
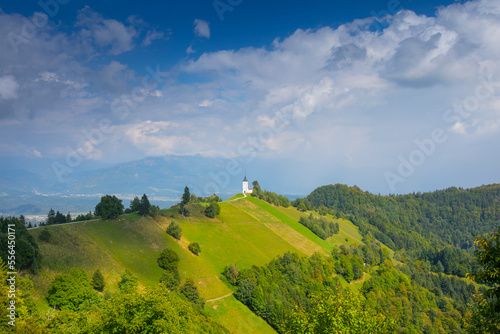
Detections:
[242, 174, 253, 194]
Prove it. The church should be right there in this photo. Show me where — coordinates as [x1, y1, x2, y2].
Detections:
[242, 175, 253, 194]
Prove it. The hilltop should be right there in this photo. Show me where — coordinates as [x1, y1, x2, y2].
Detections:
[27, 194, 364, 333]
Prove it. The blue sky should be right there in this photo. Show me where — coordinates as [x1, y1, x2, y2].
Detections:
[0, 0, 499, 195]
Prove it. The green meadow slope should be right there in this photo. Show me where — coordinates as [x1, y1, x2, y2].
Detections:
[29, 195, 365, 334]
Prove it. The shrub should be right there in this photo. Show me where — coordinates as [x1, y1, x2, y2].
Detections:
[157, 248, 180, 271]
[188, 242, 201, 255]
[223, 265, 239, 286]
[205, 201, 220, 218]
[166, 222, 182, 240]
[39, 228, 52, 242]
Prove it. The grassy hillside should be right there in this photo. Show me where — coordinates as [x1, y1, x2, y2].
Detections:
[29, 195, 369, 333]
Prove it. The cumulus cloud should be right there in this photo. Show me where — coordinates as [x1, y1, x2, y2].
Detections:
[0, 75, 19, 100]
[76, 6, 137, 55]
[124, 120, 203, 156]
[193, 19, 210, 38]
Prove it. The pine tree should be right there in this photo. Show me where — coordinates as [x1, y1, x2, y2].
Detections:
[92, 269, 105, 292]
[182, 186, 190, 205]
[139, 194, 151, 216]
[47, 208, 55, 225]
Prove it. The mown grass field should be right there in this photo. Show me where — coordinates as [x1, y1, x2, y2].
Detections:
[28, 194, 378, 333]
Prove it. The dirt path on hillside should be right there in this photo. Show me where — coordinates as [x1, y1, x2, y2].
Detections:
[224, 193, 246, 202]
[205, 292, 234, 303]
[350, 272, 368, 285]
[28, 218, 101, 230]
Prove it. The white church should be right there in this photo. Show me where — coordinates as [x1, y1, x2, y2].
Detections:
[242, 175, 253, 194]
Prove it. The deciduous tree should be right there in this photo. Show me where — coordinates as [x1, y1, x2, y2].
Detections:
[95, 195, 124, 219]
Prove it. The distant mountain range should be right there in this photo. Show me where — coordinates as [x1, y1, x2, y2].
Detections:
[0, 155, 248, 216]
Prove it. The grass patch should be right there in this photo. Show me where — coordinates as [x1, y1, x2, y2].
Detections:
[218, 202, 258, 223]
[206, 295, 277, 334]
[177, 220, 302, 275]
[243, 198, 334, 252]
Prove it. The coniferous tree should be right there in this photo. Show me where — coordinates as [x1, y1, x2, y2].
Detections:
[47, 208, 55, 225]
[182, 186, 190, 205]
[92, 269, 105, 292]
[150, 205, 160, 218]
[130, 196, 141, 212]
[139, 194, 151, 216]
[180, 278, 204, 307]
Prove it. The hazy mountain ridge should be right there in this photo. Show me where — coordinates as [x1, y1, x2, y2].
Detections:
[0, 155, 244, 215]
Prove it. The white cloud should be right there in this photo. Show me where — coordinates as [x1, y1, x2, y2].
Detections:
[450, 121, 467, 135]
[199, 99, 213, 107]
[142, 29, 166, 46]
[186, 45, 195, 54]
[76, 6, 137, 55]
[124, 120, 196, 156]
[29, 148, 42, 158]
[0, 75, 19, 100]
[193, 19, 210, 39]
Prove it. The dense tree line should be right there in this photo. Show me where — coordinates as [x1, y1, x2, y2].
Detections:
[251, 181, 291, 207]
[304, 184, 499, 253]
[362, 263, 465, 333]
[225, 252, 397, 333]
[299, 184, 500, 278]
[190, 193, 222, 204]
[46, 209, 72, 225]
[34, 263, 226, 333]
[0, 216, 40, 271]
[226, 252, 338, 332]
[299, 214, 339, 240]
[284, 290, 395, 334]
[74, 211, 94, 222]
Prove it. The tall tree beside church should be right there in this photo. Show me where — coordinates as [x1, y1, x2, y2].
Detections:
[139, 194, 151, 216]
[251, 181, 262, 198]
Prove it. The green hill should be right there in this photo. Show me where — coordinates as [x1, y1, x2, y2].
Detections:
[28, 195, 364, 333]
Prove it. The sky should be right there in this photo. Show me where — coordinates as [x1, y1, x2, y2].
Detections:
[0, 0, 499, 196]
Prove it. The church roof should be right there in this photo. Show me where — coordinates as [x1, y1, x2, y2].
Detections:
[243, 175, 248, 182]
